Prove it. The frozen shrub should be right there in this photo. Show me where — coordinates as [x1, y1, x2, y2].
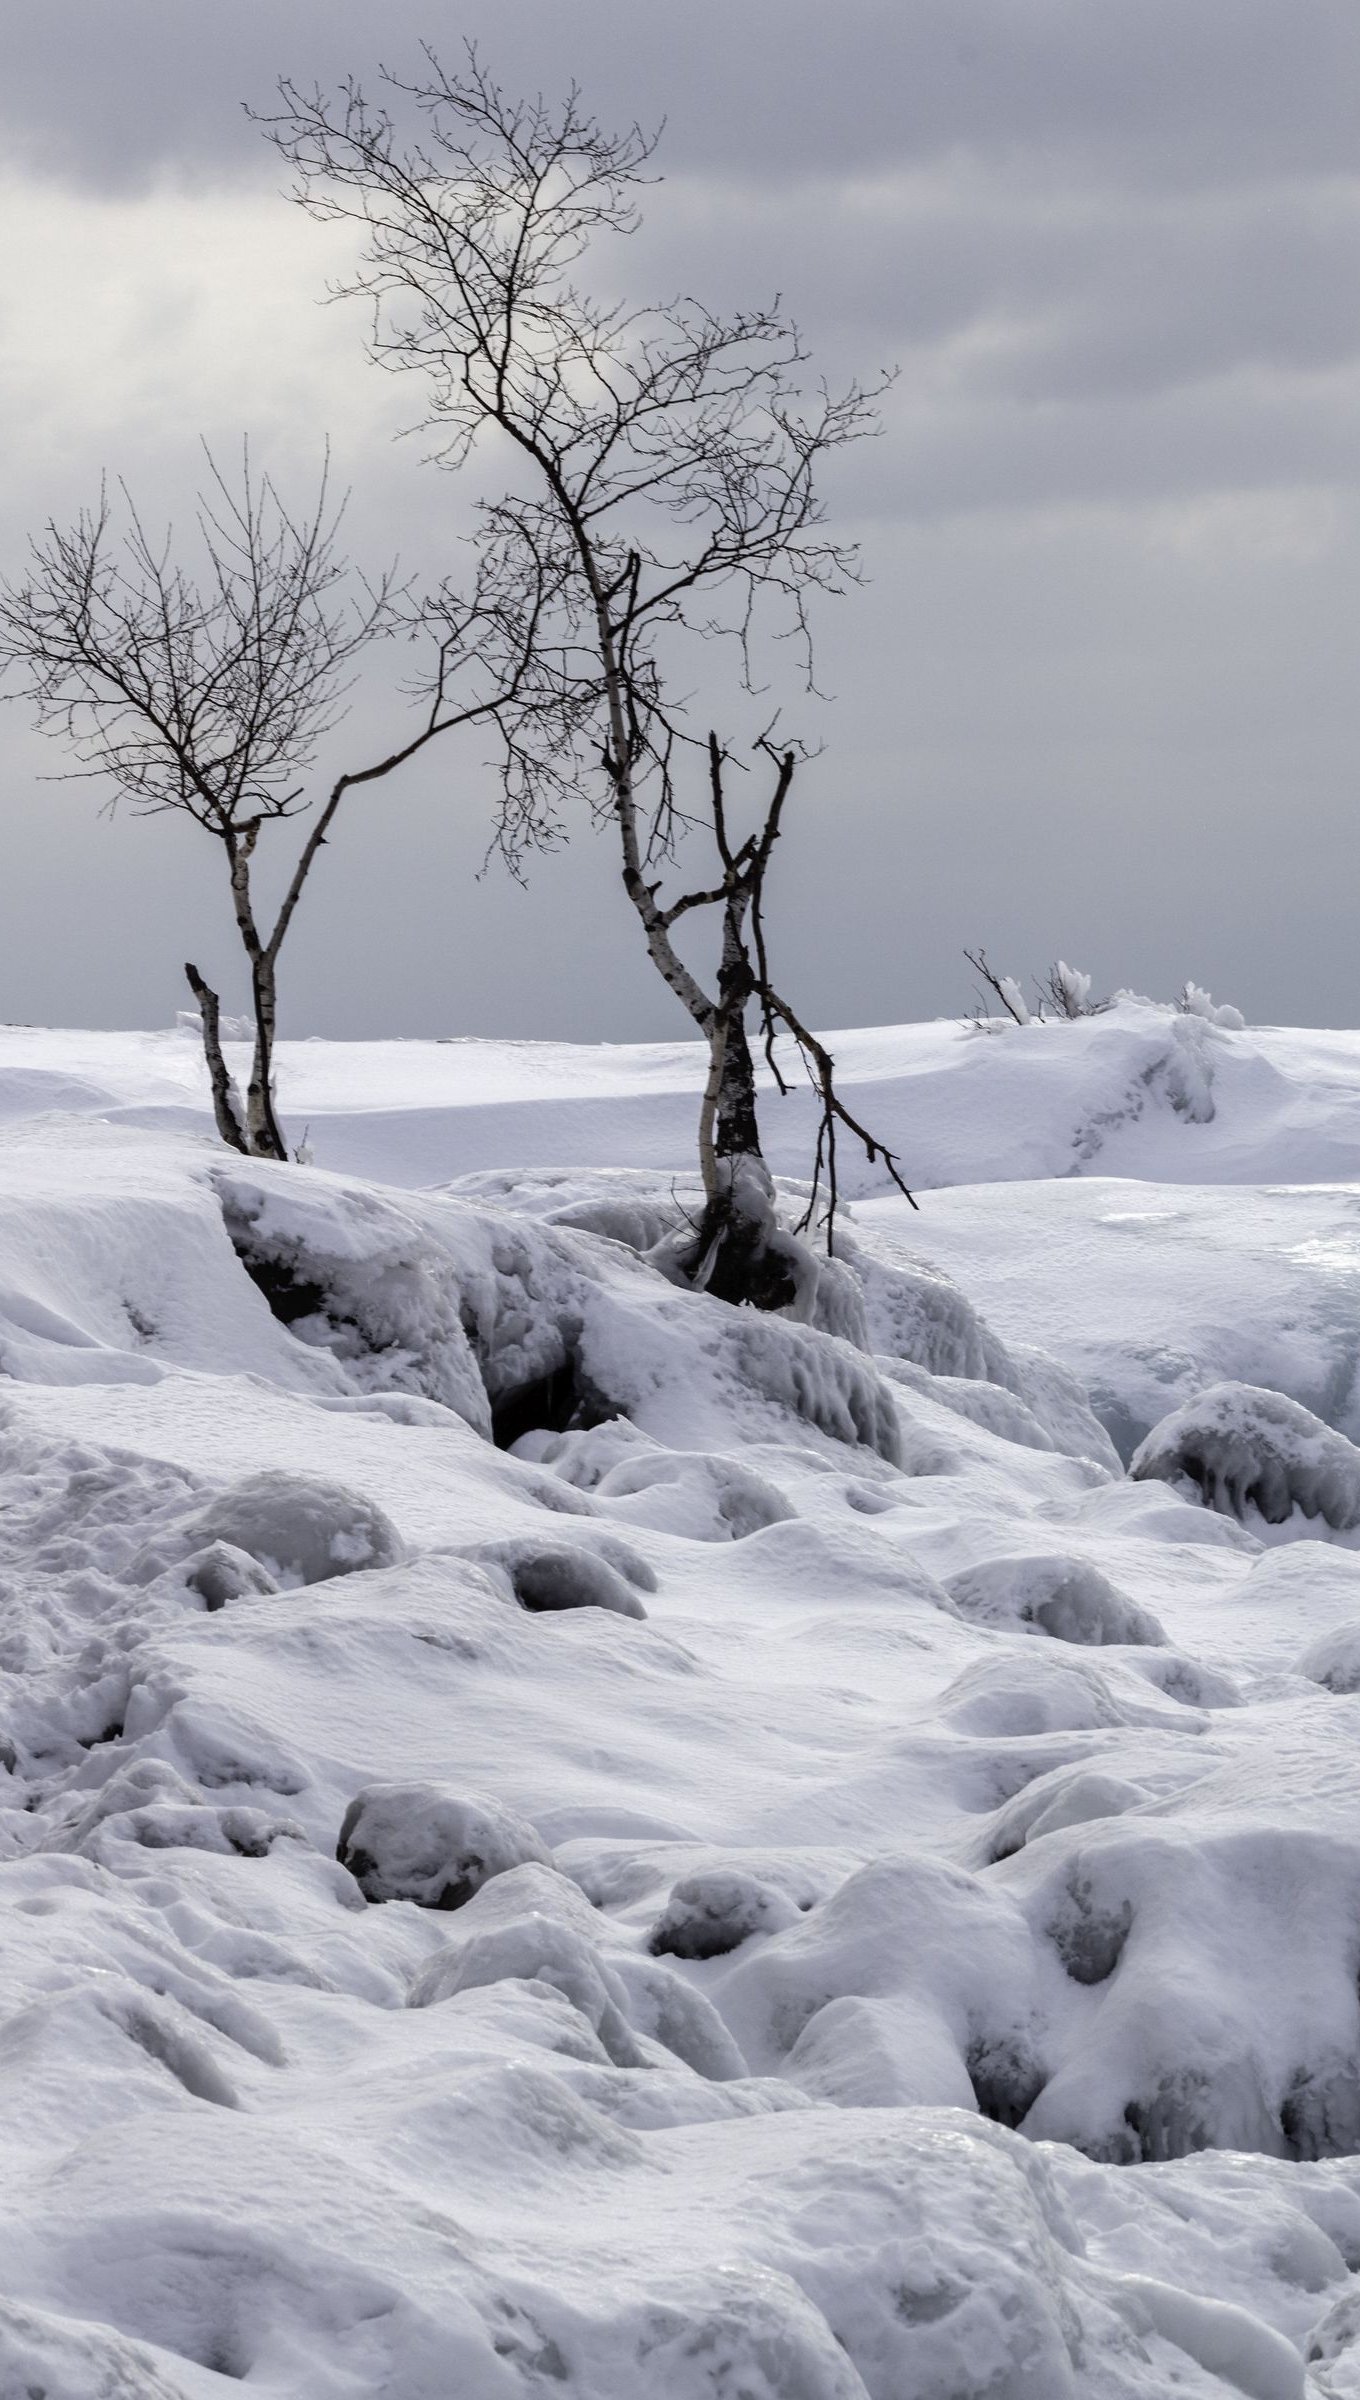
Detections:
[649, 1868, 801, 1960]
[1046, 960, 1093, 1019]
[1179, 981, 1246, 1030]
[944, 1553, 1166, 1647]
[218, 1171, 494, 1435]
[1132, 1381, 1360, 1529]
[184, 1471, 405, 1587]
[337, 1784, 550, 1908]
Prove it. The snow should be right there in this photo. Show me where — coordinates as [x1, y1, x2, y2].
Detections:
[3, 1001, 1360, 2394]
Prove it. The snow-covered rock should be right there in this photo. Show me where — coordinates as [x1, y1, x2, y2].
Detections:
[1132, 1381, 1360, 1530]
[337, 1783, 551, 1907]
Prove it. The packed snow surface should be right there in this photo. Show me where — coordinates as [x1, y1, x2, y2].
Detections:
[3, 1001, 1360, 2397]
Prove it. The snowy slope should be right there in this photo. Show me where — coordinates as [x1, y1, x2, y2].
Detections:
[11, 997, 1360, 1188]
[2, 1010, 1360, 2397]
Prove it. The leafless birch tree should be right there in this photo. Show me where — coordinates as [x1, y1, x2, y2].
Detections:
[263, 51, 914, 1300]
[0, 449, 544, 1157]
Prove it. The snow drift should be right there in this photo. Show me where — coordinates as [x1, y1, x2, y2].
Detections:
[1, 1017, 1360, 2395]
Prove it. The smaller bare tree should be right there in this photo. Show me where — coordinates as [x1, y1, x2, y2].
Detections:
[0, 449, 543, 1157]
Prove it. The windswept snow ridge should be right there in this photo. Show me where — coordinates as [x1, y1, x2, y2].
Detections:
[2, 1010, 1360, 2396]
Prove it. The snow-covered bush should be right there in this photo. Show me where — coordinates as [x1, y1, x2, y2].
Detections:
[1179, 982, 1246, 1030]
[1132, 1381, 1360, 1530]
[1046, 960, 1094, 1019]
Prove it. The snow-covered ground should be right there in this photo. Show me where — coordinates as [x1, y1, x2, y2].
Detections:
[4, 1000, 1360, 2397]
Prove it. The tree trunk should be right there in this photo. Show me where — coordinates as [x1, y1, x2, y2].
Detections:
[184, 963, 249, 1154]
[685, 899, 796, 1310]
[246, 955, 289, 1160]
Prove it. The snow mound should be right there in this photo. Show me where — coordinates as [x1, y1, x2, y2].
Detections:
[409, 1861, 746, 2080]
[337, 1783, 551, 1907]
[159, 1469, 406, 1589]
[648, 1868, 803, 1959]
[716, 1853, 1044, 2122]
[0, 2295, 193, 2400]
[527, 1430, 797, 1542]
[839, 1224, 1120, 1468]
[1132, 1381, 1360, 1530]
[1007, 1815, 1360, 2163]
[1296, 1623, 1360, 1694]
[467, 1536, 650, 1617]
[218, 1165, 495, 1435]
[983, 1763, 1159, 1862]
[944, 1552, 1167, 1646]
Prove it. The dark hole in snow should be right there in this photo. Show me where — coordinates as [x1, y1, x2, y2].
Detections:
[491, 1356, 615, 1451]
[492, 1363, 581, 1449]
[232, 1245, 331, 1328]
[1122, 2086, 1212, 2163]
[1279, 2064, 1360, 2161]
[505, 1546, 647, 1619]
[82, 1717, 126, 1749]
[894, 2281, 967, 2325]
[1049, 1894, 1133, 1986]
[966, 2038, 1046, 2129]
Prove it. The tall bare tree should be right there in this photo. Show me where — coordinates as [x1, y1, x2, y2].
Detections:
[264, 52, 914, 1297]
[0, 448, 545, 1157]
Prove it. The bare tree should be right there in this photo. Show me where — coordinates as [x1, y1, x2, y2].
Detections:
[0, 448, 544, 1157]
[263, 50, 914, 1299]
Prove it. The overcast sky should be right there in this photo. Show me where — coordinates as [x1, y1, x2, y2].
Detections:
[0, 0, 1356, 1040]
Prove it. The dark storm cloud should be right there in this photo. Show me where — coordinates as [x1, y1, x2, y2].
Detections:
[4, 0, 1357, 193]
[0, 0, 1357, 1041]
